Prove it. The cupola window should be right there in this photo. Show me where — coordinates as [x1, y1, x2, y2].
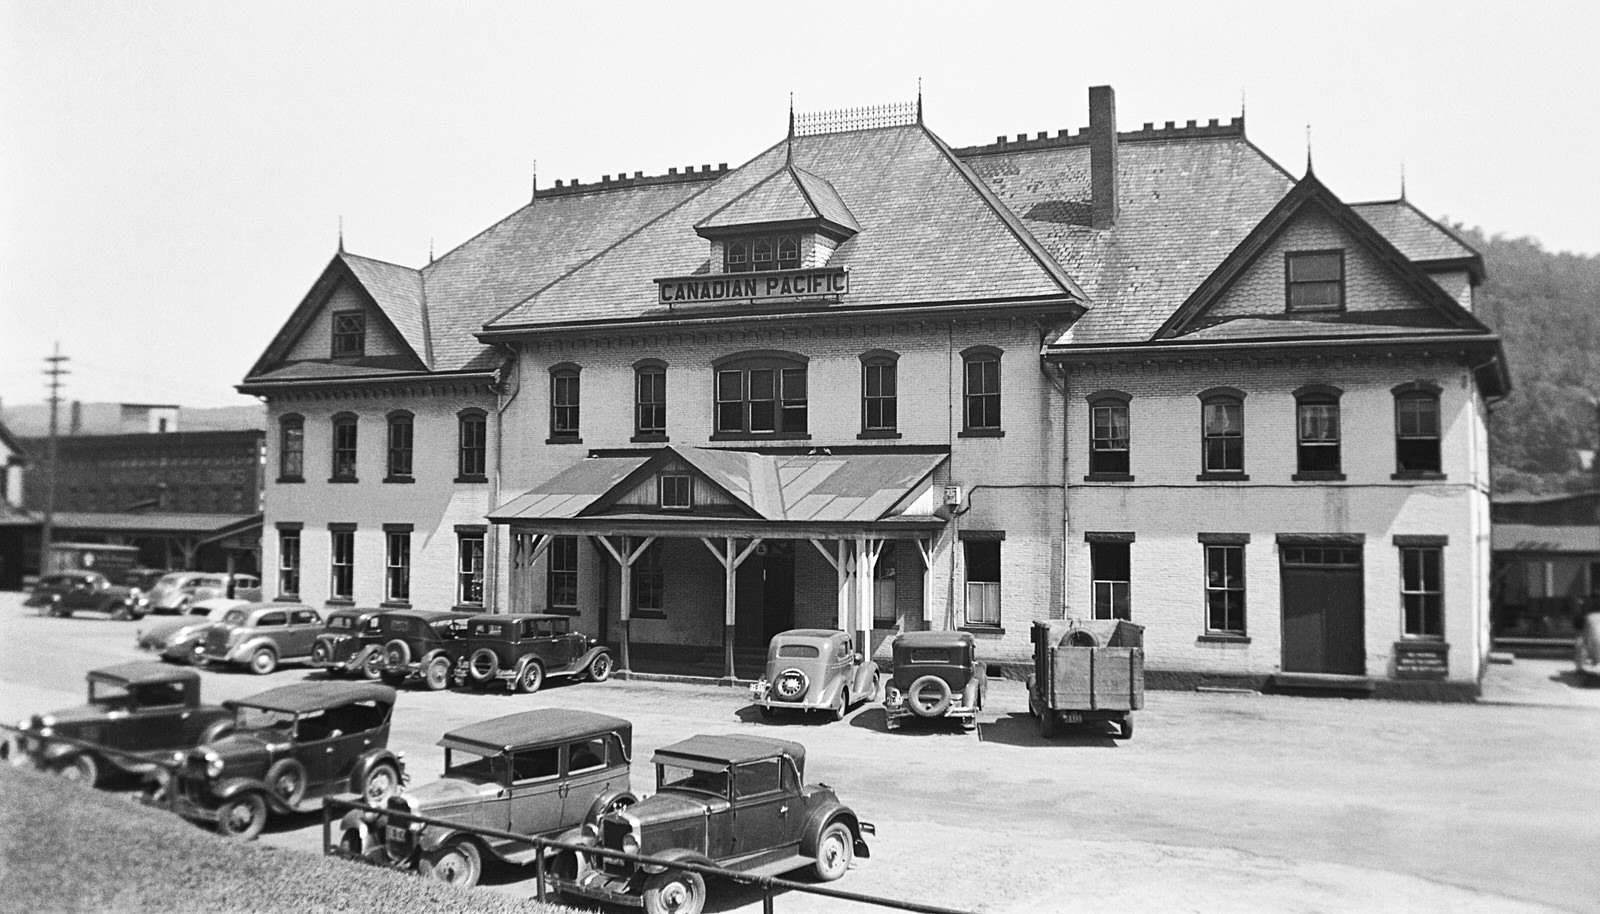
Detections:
[725, 234, 801, 272]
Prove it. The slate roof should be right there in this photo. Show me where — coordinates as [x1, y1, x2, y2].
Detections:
[490, 446, 946, 526]
[964, 134, 1295, 345]
[1349, 200, 1480, 264]
[341, 252, 429, 362]
[697, 163, 860, 235]
[485, 125, 1085, 331]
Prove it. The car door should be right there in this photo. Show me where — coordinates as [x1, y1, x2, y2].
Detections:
[727, 758, 798, 861]
[529, 619, 571, 671]
[300, 701, 384, 794]
[65, 575, 101, 611]
[506, 744, 563, 837]
[116, 681, 189, 752]
[558, 735, 620, 829]
[285, 609, 322, 658]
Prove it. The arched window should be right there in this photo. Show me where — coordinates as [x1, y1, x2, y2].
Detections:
[1393, 381, 1443, 475]
[961, 347, 1002, 435]
[712, 351, 808, 437]
[457, 409, 487, 481]
[549, 363, 581, 442]
[1087, 391, 1131, 477]
[1294, 385, 1343, 477]
[860, 350, 899, 436]
[385, 410, 414, 481]
[1198, 388, 1245, 476]
[726, 239, 750, 273]
[776, 235, 800, 270]
[278, 414, 304, 481]
[330, 413, 358, 482]
[634, 360, 667, 440]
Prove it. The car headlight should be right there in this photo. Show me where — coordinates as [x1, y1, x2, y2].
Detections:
[621, 832, 640, 857]
[204, 750, 224, 778]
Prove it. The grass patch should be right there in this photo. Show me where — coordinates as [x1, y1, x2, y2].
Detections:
[0, 765, 576, 913]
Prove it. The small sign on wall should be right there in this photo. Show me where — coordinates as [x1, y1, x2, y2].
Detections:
[1393, 640, 1449, 679]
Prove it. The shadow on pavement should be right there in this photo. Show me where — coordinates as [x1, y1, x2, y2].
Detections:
[978, 712, 1119, 748]
[1549, 669, 1598, 689]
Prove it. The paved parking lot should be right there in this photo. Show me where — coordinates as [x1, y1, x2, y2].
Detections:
[1, 593, 1595, 913]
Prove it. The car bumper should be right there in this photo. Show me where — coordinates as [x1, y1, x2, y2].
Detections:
[883, 698, 980, 721]
[549, 867, 645, 908]
[749, 680, 835, 712]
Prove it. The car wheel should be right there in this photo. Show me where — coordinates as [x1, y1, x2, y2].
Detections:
[832, 688, 849, 722]
[190, 643, 207, 666]
[424, 656, 452, 691]
[1115, 713, 1134, 740]
[111, 603, 131, 621]
[265, 758, 308, 807]
[311, 641, 331, 668]
[249, 647, 278, 676]
[216, 792, 268, 840]
[1039, 707, 1060, 739]
[358, 761, 400, 805]
[421, 840, 482, 888]
[586, 651, 614, 683]
[361, 651, 384, 681]
[141, 770, 171, 806]
[907, 675, 953, 718]
[54, 753, 99, 787]
[812, 821, 853, 882]
[642, 869, 706, 914]
[515, 660, 545, 694]
[384, 639, 412, 669]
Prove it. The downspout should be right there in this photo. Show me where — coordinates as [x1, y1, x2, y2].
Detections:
[1038, 325, 1068, 620]
[946, 319, 957, 631]
[491, 343, 522, 613]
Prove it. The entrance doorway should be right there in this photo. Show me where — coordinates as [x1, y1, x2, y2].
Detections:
[1280, 543, 1365, 675]
[735, 543, 795, 651]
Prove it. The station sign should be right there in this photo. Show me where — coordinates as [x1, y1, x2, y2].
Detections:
[656, 267, 848, 306]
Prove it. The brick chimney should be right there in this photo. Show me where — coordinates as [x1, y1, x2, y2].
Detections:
[1089, 85, 1119, 230]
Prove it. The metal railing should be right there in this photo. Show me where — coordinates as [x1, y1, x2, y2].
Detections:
[1, 723, 183, 811]
[323, 796, 975, 914]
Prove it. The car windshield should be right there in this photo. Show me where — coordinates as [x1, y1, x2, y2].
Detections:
[328, 615, 356, 631]
[472, 621, 506, 638]
[87, 680, 132, 708]
[187, 603, 213, 617]
[235, 705, 297, 734]
[444, 748, 503, 784]
[221, 609, 248, 625]
[777, 644, 820, 659]
[658, 762, 729, 797]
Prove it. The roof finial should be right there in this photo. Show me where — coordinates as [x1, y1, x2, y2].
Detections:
[917, 77, 923, 124]
[786, 93, 795, 165]
[1305, 123, 1314, 176]
[338, 215, 344, 254]
[531, 156, 538, 202]
[429, 237, 435, 264]
[1399, 161, 1407, 201]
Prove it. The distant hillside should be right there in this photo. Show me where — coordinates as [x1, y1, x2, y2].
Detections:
[1464, 229, 1600, 494]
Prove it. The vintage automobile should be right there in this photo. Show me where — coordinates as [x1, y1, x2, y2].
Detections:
[126, 567, 177, 593]
[1026, 619, 1144, 740]
[198, 603, 324, 675]
[882, 630, 987, 731]
[460, 612, 614, 693]
[136, 597, 249, 663]
[7, 662, 233, 786]
[338, 709, 635, 888]
[310, 607, 393, 680]
[377, 610, 477, 690]
[145, 572, 207, 614]
[180, 572, 264, 608]
[552, 734, 873, 914]
[169, 681, 403, 840]
[749, 629, 880, 721]
[25, 570, 147, 620]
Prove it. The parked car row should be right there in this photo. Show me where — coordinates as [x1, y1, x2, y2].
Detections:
[22, 571, 262, 622]
[7, 664, 871, 914]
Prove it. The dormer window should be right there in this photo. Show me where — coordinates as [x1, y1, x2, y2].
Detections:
[659, 473, 692, 509]
[332, 311, 366, 357]
[725, 234, 801, 273]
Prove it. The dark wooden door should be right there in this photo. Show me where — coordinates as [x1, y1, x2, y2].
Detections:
[735, 547, 795, 649]
[1280, 545, 1365, 675]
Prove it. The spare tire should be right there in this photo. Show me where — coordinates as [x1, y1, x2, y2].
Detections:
[907, 675, 953, 717]
[468, 648, 500, 681]
[774, 668, 809, 701]
[384, 639, 411, 669]
[1062, 629, 1100, 648]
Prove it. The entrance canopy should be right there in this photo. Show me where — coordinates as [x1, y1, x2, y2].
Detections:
[489, 446, 948, 536]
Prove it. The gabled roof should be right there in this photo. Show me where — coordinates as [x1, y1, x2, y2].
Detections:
[342, 253, 430, 362]
[489, 446, 946, 527]
[484, 124, 1085, 333]
[1349, 199, 1482, 277]
[695, 162, 860, 238]
[1150, 171, 1492, 342]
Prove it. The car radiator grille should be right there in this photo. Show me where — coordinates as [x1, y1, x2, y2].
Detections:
[204, 629, 230, 655]
[598, 820, 634, 875]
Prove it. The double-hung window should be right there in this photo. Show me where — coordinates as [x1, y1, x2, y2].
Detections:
[1294, 386, 1342, 477]
[725, 234, 800, 272]
[1400, 545, 1444, 638]
[386, 411, 413, 481]
[713, 353, 808, 437]
[277, 526, 301, 599]
[1199, 388, 1245, 476]
[331, 310, 366, 357]
[457, 409, 487, 480]
[550, 365, 581, 442]
[385, 526, 411, 604]
[635, 362, 667, 439]
[279, 415, 304, 481]
[861, 351, 898, 435]
[961, 347, 1002, 435]
[1090, 538, 1131, 620]
[330, 414, 358, 482]
[963, 538, 1001, 628]
[1286, 251, 1344, 313]
[1203, 543, 1246, 635]
[1393, 382, 1442, 475]
[632, 541, 664, 615]
[549, 536, 578, 613]
[329, 526, 355, 601]
[1087, 392, 1131, 476]
[457, 531, 485, 606]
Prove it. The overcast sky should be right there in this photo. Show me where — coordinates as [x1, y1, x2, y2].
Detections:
[3, 0, 1596, 411]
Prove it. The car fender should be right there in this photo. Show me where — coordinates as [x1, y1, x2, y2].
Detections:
[229, 634, 278, 662]
[421, 648, 454, 669]
[415, 823, 477, 855]
[573, 645, 610, 673]
[583, 788, 638, 826]
[213, 776, 274, 805]
[799, 804, 870, 859]
[40, 741, 89, 765]
[640, 846, 716, 875]
[348, 748, 404, 792]
[852, 661, 881, 698]
[814, 676, 847, 709]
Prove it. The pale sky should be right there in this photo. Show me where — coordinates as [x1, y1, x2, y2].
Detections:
[3, 0, 1596, 410]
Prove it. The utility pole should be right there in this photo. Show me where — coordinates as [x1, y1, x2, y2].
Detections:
[41, 343, 68, 572]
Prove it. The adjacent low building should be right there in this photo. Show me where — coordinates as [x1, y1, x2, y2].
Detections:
[243, 86, 1509, 697]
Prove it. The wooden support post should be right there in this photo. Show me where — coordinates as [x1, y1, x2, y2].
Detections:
[701, 537, 763, 681]
[916, 537, 934, 624]
[597, 535, 656, 674]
